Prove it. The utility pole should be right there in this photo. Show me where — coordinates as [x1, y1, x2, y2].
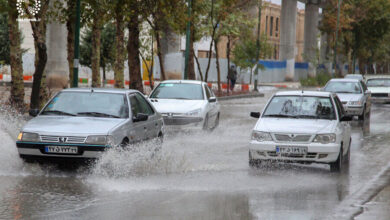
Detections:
[184, 0, 192, 80]
[72, 0, 81, 87]
[333, 0, 342, 78]
[254, 0, 262, 91]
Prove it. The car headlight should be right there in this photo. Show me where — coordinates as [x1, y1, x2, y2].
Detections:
[186, 108, 201, 116]
[251, 131, 272, 142]
[18, 132, 39, 142]
[313, 134, 336, 144]
[348, 100, 362, 106]
[85, 135, 114, 145]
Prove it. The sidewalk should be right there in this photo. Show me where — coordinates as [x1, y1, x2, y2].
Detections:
[355, 184, 390, 219]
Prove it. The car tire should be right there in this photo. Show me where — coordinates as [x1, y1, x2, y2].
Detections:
[330, 147, 343, 172]
[358, 105, 366, 121]
[211, 113, 220, 131]
[203, 114, 209, 130]
[120, 138, 129, 148]
[249, 151, 261, 168]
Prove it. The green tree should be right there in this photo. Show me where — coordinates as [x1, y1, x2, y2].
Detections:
[80, 23, 115, 83]
[0, 12, 10, 65]
[2, 0, 25, 108]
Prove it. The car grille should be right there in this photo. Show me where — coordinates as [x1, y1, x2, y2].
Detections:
[40, 135, 87, 144]
[273, 134, 312, 142]
[372, 93, 389, 97]
[267, 152, 317, 159]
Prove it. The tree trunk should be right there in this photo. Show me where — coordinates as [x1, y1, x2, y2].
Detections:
[127, 14, 143, 93]
[66, 0, 75, 87]
[7, 0, 25, 108]
[91, 19, 101, 87]
[188, 24, 195, 80]
[194, 54, 203, 81]
[114, 3, 125, 88]
[155, 30, 166, 81]
[30, 1, 49, 110]
[204, 24, 218, 82]
[227, 35, 231, 72]
[214, 39, 221, 94]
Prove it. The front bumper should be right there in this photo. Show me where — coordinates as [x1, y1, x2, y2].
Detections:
[249, 141, 341, 163]
[343, 105, 364, 116]
[162, 116, 203, 125]
[16, 142, 108, 159]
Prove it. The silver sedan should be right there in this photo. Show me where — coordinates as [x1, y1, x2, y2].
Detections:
[16, 88, 164, 161]
[323, 78, 371, 120]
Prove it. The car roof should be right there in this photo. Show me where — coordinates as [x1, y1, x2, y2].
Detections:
[275, 90, 332, 97]
[159, 80, 203, 85]
[328, 78, 360, 83]
[61, 88, 138, 94]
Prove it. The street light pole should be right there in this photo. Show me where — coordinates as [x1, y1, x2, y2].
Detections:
[184, 0, 192, 80]
[254, 0, 262, 92]
[72, 0, 81, 87]
[333, 0, 341, 78]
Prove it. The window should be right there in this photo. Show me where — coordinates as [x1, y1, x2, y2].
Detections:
[150, 83, 204, 100]
[204, 85, 211, 99]
[276, 17, 279, 37]
[265, 16, 268, 34]
[324, 81, 362, 94]
[333, 96, 345, 119]
[129, 93, 154, 117]
[270, 16, 274, 36]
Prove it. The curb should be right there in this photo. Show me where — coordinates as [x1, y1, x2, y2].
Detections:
[217, 92, 264, 101]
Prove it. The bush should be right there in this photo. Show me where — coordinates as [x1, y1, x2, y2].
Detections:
[300, 73, 332, 87]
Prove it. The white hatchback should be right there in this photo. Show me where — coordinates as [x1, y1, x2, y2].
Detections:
[149, 80, 220, 130]
[249, 91, 352, 172]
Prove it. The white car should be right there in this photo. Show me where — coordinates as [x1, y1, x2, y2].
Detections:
[323, 78, 371, 120]
[366, 76, 390, 103]
[149, 80, 220, 130]
[249, 91, 352, 172]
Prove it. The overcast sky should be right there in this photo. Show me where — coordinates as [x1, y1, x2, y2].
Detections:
[264, 0, 306, 9]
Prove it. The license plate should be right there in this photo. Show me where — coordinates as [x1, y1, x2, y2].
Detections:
[45, 146, 78, 154]
[276, 146, 307, 154]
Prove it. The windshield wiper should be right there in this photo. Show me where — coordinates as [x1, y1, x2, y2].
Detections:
[77, 112, 120, 118]
[296, 115, 320, 119]
[41, 110, 76, 116]
[263, 114, 297, 118]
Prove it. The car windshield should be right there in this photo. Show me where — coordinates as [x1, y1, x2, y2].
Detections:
[366, 78, 390, 87]
[150, 83, 204, 100]
[41, 92, 129, 118]
[263, 96, 336, 120]
[324, 81, 362, 94]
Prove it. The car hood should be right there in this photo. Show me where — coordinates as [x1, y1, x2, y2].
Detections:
[150, 99, 206, 114]
[22, 116, 126, 135]
[336, 93, 363, 102]
[255, 118, 336, 134]
[367, 87, 390, 93]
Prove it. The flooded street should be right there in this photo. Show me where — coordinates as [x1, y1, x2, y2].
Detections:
[1, 89, 390, 219]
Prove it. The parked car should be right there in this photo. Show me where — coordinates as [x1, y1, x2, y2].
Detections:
[323, 78, 371, 120]
[249, 91, 352, 172]
[365, 76, 390, 103]
[344, 74, 364, 81]
[16, 88, 164, 161]
[149, 80, 220, 130]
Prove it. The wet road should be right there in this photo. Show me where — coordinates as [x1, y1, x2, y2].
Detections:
[1, 88, 390, 220]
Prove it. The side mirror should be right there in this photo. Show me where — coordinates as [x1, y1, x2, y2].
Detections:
[340, 115, 353, 122]
[133, 113, 148, 122]
[209, 97, 217, 103]
[29, 109, 40, 117]
[250, 112, 260, 118]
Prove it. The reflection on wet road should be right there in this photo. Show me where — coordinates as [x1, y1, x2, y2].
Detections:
[1, 90, 390, 219]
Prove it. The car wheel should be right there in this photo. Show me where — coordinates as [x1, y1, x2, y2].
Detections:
[120, 138, 129, 148]
[330, 147, 343, 172]
[203, 114, 209, 130]
[210, 113, 220, 131]
[358, 105, 366, 121]
[249, 151, 261, 168]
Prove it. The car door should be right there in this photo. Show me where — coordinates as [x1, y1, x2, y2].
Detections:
[334, 96, 351, 152]
[204, 84, 218, 123]
[129, 94, 149, 142]
[133, 93, 161, 139]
